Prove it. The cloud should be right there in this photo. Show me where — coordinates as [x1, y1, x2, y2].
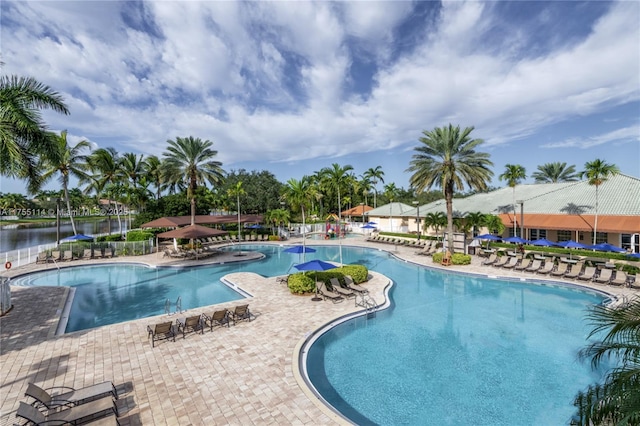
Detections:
[541, 125, 640, 149]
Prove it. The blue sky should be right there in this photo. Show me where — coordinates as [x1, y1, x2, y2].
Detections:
[1, 0, 639, 195]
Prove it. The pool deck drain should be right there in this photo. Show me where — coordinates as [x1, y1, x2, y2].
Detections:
[1, 239, 637, 425]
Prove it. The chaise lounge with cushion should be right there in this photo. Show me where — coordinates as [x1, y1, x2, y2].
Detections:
[317, 281, 344, 303]
[25, 381, 119, 410]
[329, 278, 355, 299]
[344, 275, 368, 294]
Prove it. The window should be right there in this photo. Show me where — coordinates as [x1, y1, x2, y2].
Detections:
[594, 232, 608, 245]
[557, 230, 572, 241]
[530, 229, 547, 240]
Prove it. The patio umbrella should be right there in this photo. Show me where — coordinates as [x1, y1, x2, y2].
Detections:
[530, 238, 558, 247]
[61, 234, 94, 242]
[284, 245, 316, 263]
[627, 253, 640, 259]
[474, 234, 501, 249]
[294, 259, 337, 302]
[361, 224, 377, 229]
[558, 240, 589, 259]
[503, 236, 530, 244]
[589, 243, 626, 253]
[248, 224, 263, 229]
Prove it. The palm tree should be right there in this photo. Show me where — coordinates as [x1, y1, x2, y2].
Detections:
[499, 164, 527, 237]
[265, 208, 290, 236]
[423, 212, 447, 239]
[282, 177, 313, 259]
[227, 181, 246, 241]
[358, 174, 373, 206]
[407, 124, 493, 253]
[321, 163, 354, 264]
[571, 297, 640, 425]
[85, 147, 124, 235]
[484, 214, 505, 236]
[383, 182, 399, 204]
[581, 159, 620, 245]
[0, 74, 69, 193]
[121, 152, 145, 188]
[532, 162, 579, 183]
[163, 136, 224, 199]
[464, 211, 486, 238]
[363, 166, 385, 208]
[144, 155, 164, 199]
[40, 130, 91, 236]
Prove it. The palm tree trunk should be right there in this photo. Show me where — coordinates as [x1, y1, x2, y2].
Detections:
[302, 205, 307, 262]
[593, 185, 599, 245]
[63, 180, 78, 235]
[513, 187, 517, 236]
[113, 199, 122, 236]
[445, 184, 454, 253]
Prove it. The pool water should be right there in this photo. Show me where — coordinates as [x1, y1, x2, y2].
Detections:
[13, 245, 608, 424]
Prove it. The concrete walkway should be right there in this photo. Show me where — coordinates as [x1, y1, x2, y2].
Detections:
[0, 238, 637, 425]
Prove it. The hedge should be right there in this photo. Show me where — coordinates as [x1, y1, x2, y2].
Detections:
[287, 264, 369, 294]
[432, 252, 471, 265]
[126, 230, 154, 242]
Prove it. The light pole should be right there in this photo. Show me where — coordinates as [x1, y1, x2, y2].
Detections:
[517, 200, 524, 239]
[413, 201, 420, 240]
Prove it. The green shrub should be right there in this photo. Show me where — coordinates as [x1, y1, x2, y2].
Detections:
[337, 265, 368, 283]
[451, 253, 471, 265]
[96, 234, 122, 242]
[126, 230, 154, 242]
[268, 235, 281, 241]
[287, 273, 315, 294]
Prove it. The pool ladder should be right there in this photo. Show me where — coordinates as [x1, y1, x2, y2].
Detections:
[164, 296, 183, 315]
[355, 293, 378, 319]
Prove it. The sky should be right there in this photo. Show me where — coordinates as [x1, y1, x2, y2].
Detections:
[1, 0, 639, 196]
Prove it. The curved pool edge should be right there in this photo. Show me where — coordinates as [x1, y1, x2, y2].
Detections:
[292, 272, 394, 425]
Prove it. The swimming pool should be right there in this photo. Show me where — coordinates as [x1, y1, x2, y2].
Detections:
[13, 245, 608, 423]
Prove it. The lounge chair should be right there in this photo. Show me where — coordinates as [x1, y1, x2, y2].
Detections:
[82, 248, 93, 260]
[25, 381, 118, 410]
[329, 278, 355, 299]
[609, 271, 628, 287]
[50, 251, 61, 262]
[204, 310, 232, 330]
[563, 262, 584, 279]
[481, 254, 498, 266]
[415, 241, 433, 255]
[492, 256, 508, 268]
[62, 250, 74, 261]
[576, 266, 597, 282]
[514, 258, 532, 271]
[550, 262, 569, 277]
[344, 275, 368, 294]
[594, 268, 614, 284]
[537, 259, 556, 275]
[177, 315, 205, 337]
[147, 321, 176, 347]
[317, 281, 344, 303]
[17, 397, 118, 426]
[502, 256, 519, 269]
[229, 304, 252, 323]
[36, 252, 49, 264]
[525, 259, 542, 273]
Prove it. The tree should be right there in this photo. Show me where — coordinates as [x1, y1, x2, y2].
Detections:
[407, 124, 493, 253]
[363, 166, 385, 208]
[484, 214, 505, 236]
[40, 130, 91, 236]
[144, 155, 164, 199]
[581, 159, 619, 245]
[464, 211, 486, 237]
[282, 177, 313, 255]
[163, 136, 225, 199]
[321, 163, 354, 264]
[85, 147, 124, 235]
[227, 181, 246, 240]
[0, 74, 69, 193]
[423, 212, 447, 238]
[499, 164, 527, 237]
[265, 208, 290, 236]
[532, 162, 579, 183]
[571, 297, 640, 425]
[121, 152, 145, 187]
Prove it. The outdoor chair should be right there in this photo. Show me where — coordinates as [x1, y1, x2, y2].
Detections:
[525, 259, 542, 273]
[344, 275, 368, 294]
[230, 304, 252, 323]
[415, 241, 433, 255]
[514, 258, 532, 271]
[36, 252, 49, 264]
[537, 259, 556, 275]
[317, 281, 344, 303]
[492, 256, 509, 268]
[481, 254, 497, 266]
[329, 278, 355, 299]
[502, 256, 519, 269]
[177, 315, 205, 337]
[83, 249, 93, 260]
[25, 381, 119, 410]
[609, 271, 628, 287]
[577, 266, 597, 282]
[550, 262, 569, 277]
[147, 321, 176, 347]
[50, 251, 61, 262]
[204, 310, 232, 330]
[594, 268, 614, 285]
[16, 397, 118, 426]
[563, 262, 585, 279]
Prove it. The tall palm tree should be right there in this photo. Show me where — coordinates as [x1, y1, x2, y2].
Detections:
[358, 174, 373, 206]
[282, 177, 313, 259]
[484, 214, 505, 236]
[321, 163, 354, 264]
[144, 155, 164, 199]
[363, 166, 385, 208]
[0, 74, 69, 193]
[40, 130, 91, 236]
[121, 152, 145, 188]
[227, 181, 246, 241]
[464, 211, 486, 237]
[265, 208, 290, 236]
[85, 147, 124, 235]
[407, 124, 493, 253]
[163, 136, 224, 200]
[424, 212, 447, 239]
[581, 159, 620, 245]
[532, 162, 579, 183]
[499, 164, 527, 237]
[571, 297, 640, 425]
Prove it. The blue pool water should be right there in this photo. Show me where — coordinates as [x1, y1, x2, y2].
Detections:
[13, 245, 608, 423]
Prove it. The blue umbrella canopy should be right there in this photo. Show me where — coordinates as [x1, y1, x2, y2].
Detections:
[361, 224, 377, 229]
[366, 221, 377, 225]
[284, 245, 317, 254]
[294, 259, 336, 272]
[627, 253, 640, 259]
[61, 234, 94, 241]
[503, 236, 530, 244]
[247, 224, 263, 229]
[530, 238, 558, 247]
[589, 243, 626, 253]
[474, 234, 501, 241]
[557, 240, 589, 249]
